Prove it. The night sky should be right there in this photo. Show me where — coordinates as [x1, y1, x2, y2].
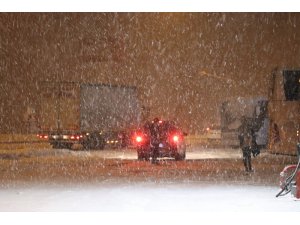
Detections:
[1, 13, 300, 133]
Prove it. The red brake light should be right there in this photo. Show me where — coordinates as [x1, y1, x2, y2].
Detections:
[38, 134, 48, 139]
[173, 135, 179, 142]
[136, 136, 143, 143]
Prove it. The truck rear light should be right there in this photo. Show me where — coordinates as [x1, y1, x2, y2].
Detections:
[63, 135, 69, 140]
[38, 134, 48, 139]
[70, 135, 75, 140]
[52, 135, 59, 139]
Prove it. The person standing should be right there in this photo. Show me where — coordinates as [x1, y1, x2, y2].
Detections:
[238, 120, 254, 173]
[149, 118, 161, 164]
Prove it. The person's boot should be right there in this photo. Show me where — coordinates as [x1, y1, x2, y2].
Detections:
[246, 158, 253, 172]
[243, 158, 248, 172]
[248, 161, 253, 172]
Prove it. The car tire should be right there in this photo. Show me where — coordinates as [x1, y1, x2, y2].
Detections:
[137, 150, 150, 161]
[137, 152, 144, 160]
[175, 152, 186, 161]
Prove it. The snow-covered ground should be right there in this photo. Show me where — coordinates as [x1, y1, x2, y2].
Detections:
[0, 181, 299, 212]
[0, 147, 299, 215]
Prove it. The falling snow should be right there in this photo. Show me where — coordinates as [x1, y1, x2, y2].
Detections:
[0, 13, 299, 218]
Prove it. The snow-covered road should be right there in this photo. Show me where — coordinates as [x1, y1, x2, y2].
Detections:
[0, 147, 299, 213]
[0, 182, 299, 212]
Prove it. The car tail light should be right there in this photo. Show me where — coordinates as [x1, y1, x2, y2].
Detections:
[173, 135, 179, 142]
[170, 134, 182, 144]
[136, 135, 143, 143]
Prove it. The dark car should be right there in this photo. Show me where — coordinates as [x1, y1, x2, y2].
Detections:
[133, 119, 187, 161]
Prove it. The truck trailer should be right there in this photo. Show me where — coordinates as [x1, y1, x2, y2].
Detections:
[268, 68, 300, 155]
[220, 97, 269, 148]
[220, 68, 299, 156]
[38, 82, 141, 150]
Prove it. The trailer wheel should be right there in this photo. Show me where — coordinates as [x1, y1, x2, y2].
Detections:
[66, 143, 73, 149]
[52, 142, 61, 149]
[52, 143, 73, 149]
[88, 133, 105, 150]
